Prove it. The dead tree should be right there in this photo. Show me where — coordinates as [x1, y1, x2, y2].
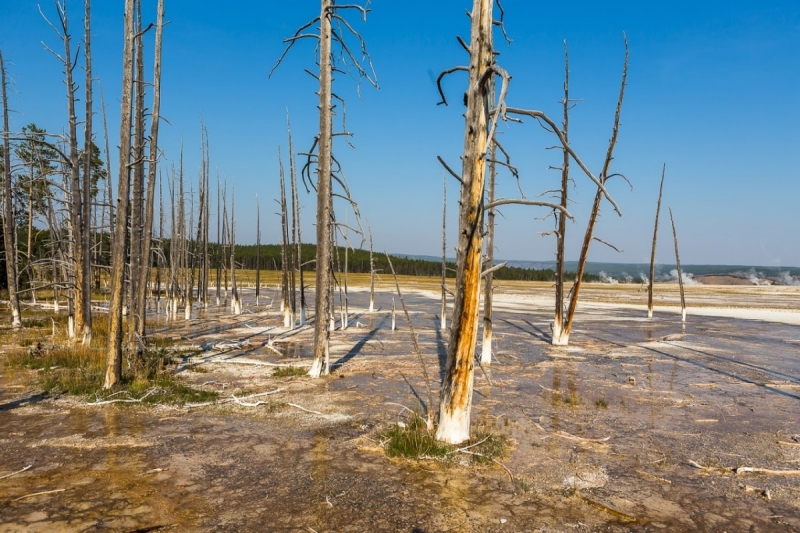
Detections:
[80, 0, 93, 344]
[548, 39, 629, 346]
[288, 116, 305, 324]
[440, 172, 447, 330]
[104, 0, 136, 389]
[0, 51, 22, 327]
[367, 218, 375, 313]
[435, 0, 494, 444]
[41, 1, 89, 340]
[435, 1, 605, 442]
[128, 0, 146, 344]
[271, 0, 378, 378]
[255, 195, 261, 306]
[648, 164, 666, 318]
[480, 140, 497, 365]
[134, 0, 164, 342]
[551, 43, 571, 345]
[278, 148, 291, 327]
[669, 207, 686, 322]
[229, 190, 241, 315]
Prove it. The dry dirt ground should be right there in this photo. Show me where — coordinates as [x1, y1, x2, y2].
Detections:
[1, 278, 800, 532]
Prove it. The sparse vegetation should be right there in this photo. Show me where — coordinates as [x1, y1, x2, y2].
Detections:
[272, 365, 308, 378]
[380, 413, 510, 467]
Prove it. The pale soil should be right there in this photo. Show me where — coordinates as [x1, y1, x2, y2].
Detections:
[1, 279, 800, 532]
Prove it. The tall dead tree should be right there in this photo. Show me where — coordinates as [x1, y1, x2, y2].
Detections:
[278, 148, 291, 327]
[41, 1, 89, 340]
[648, 164, 666, 318]
[134, 0, 164, 341]
[552, 43, 571, 345]
[272, 0, 377, 378]
[436, 0, 494, 443]
[80, 0, 93, 344]
[105, 0, 136, 389]
[128, 0, 146, 343]
[669, 207, 686, 322]
[255, 195, 261, 306]
[287, 113, 305, 324]
[367, 219, 375, 313]
[480, 141, 497, 365]
[549, 39, 629, 346]
[0, 51, 22, 327]
[435, 2, 614, 441]
[440, 172, 447, 330]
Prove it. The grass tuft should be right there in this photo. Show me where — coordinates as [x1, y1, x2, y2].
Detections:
[380, 414, 510, 467]
[272, 365, 308, 378]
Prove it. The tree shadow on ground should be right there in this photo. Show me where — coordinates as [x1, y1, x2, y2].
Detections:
[0, 391, 50, 412]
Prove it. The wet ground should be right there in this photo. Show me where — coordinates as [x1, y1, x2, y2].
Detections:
[2, 281, 800, 532]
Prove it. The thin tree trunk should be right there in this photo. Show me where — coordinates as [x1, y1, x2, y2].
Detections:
[279, 148, 291, 327]
[480, 141, 497, 365]
[669, 207, 686, 322]
[552, 43, 570, 345]
[287, 117, 305, 324]
[128, 0, 145, 344]
[80, 0, 93, 345]
[0, 51, 22, 327]
[440, 172, 448, 330]
[309, 0, 334, 378]
[648, 164, 666, 318]
[134, 0, 164, 341]
[58, 2, 85, 341]
[104, 0, 136, 389]
[255, 195, 260, 306]
[557, 41, 628, 346]
[436, 0, 493, 445]
[368, 219, 375, 313]
[99, 80, 113, 263]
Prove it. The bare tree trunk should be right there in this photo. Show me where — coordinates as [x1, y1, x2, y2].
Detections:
[288, 113, 305, 324]
[54, 2, 85, 341]
[367, 219, 375, 313]
[255, 195, 260, 306]
[309, 0, 334, 378]
[552, 43, 570, 345]
[104, 0, 136, 389]
[436, 0, 493, 445]
[0, 51, 22, 327]
[648, 164, 666, 318]
[128, 0, 146, 344]
[229, 190, 240, 315]
[480, 142, 497, 365]
[134, 0, 164, 341]
[80, 0, 94, 345]
[440, 172, 447, 330]
[279, 149, 291, 327]
[669, 207, 686, 322]
[99, 80, 113, 264]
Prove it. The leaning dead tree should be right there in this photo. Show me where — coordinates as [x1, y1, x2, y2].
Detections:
[0, 50, 22, 327]
[669, 207, 686, 322]
[271, 0, 378, 378]
[648, 164, 666, 318]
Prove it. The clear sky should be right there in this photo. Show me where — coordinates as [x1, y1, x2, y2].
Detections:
[2, 1, 799, 267]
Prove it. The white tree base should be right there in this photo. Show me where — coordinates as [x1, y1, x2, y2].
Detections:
[436, 408, 470, 444]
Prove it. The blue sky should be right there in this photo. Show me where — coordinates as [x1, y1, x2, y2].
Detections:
[2, 1, 799, 267]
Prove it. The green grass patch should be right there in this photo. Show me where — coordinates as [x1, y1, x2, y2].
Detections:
[272, 365, 307, 378]
[380, 414, 510, 467]
[6, 342, 216, 406]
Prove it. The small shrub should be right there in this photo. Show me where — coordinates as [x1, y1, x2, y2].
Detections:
[594, 398, 609, 408]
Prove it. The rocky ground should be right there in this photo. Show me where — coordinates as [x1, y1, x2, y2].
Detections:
[1, 279, 800, 532]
